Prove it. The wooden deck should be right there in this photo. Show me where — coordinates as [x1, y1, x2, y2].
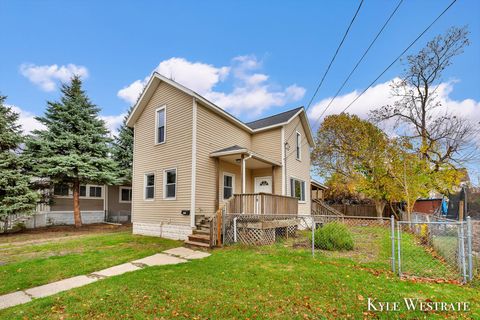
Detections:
[225, 193, 298, 215]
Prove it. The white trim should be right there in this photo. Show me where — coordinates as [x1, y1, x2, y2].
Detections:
[132, 123, 136, 222]
[163, 167, 177, 200]
[154, 105, 166, 145]
[119, 186, 132, 203]
[295, 130, 302, 161]
[289, 176, 306, 203]
[254, 176, 273, 194]
[190, 97, 197, 227]
[125, 73, 316, 146]
[222, 172, 235, 200]
[281, 127, 285, 196]
[144, 173, 155, 201]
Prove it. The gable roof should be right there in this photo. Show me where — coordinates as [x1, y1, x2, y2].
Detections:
[246, 107, 303, 130]
[126, 72, 315, 146]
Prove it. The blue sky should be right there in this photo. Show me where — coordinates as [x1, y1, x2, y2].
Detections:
[1, 0, 479, 176]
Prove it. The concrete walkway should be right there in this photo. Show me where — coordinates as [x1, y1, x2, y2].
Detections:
[0, 247, 210, 310]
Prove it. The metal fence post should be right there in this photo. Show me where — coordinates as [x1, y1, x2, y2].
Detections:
[390, 215, 395, 273]
[397, 222, 402, 276]
[311, 217, 315, 257]
[458, 222, 467, 283]
[467, 217, 473, 281]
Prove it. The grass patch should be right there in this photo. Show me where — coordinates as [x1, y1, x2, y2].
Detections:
[0, 231, 180, 295]
[0, 246, 478, 319]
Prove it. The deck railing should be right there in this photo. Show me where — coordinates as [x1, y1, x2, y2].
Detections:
[226, 193, 298, 215]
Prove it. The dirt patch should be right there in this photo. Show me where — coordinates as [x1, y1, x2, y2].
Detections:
[0, 223, 131, 246]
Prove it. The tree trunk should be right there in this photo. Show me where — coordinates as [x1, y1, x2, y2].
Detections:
[73, 180, 82, 227]
[374, 200, 386, 218]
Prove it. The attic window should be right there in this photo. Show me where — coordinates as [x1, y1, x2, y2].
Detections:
[156, 106, 166, 144]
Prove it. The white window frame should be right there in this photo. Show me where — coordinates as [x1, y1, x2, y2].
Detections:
[119, 186, 132, 203]
[222, 172, 235, 200]
[155, 105, 166, 145]
[144, 173, 155, 201]
[290, 177, 306, 203]
[295, 131, 301, 161]
[163, 168, 177, 200]
[88, 185, 103, 198]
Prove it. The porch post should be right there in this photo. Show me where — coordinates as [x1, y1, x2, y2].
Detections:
[214, 158, 219, 211]
[240, 154, 245, 214]
[271, 166, 275, 194]
[241, 154, 245, 194]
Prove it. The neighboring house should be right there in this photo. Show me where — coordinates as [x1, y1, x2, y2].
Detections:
[126, 72, 315, 240]
[28, 183, 132, 228]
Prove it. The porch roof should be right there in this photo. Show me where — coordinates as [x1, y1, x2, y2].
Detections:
[210, 145, 282, 167]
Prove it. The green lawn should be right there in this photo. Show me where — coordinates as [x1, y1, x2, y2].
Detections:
[0, 227, 478, 319]
[0, 231, 181, 295]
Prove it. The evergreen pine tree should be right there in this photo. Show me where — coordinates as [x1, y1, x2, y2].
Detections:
[0, 95, 38, 232]
[25, 76, 117, 227]
[111, 107, 133, 184]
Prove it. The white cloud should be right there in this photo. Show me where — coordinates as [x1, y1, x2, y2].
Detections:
[8, 105, 45, 134]
[101, 113, 126, 136]
[307, 79, 480, 136]
[20, 63, 89, 92]
[117, 56, 305, 117]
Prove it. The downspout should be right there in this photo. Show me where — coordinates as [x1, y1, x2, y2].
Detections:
[233, 216, 238, 242]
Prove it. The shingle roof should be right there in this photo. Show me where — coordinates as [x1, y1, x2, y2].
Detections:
[245, 107, 303, 130]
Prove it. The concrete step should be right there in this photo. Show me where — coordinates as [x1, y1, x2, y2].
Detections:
[188, 234, 210, 244]
[184, 240, 211, 248]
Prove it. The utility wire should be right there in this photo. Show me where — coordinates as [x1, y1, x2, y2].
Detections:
[283, 0, 364, 145]
[285, 0, 458, 161]
[315, 0, 404, 121]
[340, 0, 458, 113]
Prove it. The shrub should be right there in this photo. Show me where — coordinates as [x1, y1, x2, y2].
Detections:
[311, 222, 354, 251]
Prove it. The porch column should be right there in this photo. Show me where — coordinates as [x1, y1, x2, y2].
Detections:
[271, 166, 275, 194]
[214, 158, 219, 210]
[241, 154, 245, 194]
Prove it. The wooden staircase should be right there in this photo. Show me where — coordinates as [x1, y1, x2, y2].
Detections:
[311, 199, 344, 216]
[185, 215, 213, 248]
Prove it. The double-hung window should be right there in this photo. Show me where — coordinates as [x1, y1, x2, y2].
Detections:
[89, 186, 102, 198]
[296, 131, 301, 160]
[145, 174, 155, 200]
[53, 184, 69, 196]
[164, 169, 177, 199]
[223, 173, 234, 200]
[120, 187, 132, 203]
[80, 185, 87, 197]
[290, 178, 305, 202]
[156, 106, 166, 144]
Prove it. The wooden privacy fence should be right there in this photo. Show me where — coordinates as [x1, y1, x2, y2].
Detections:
[329, 204, 396, 217]
[226, 193, 298, 215]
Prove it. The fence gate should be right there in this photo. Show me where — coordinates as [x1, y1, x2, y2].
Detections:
[396, 218, 475, 283]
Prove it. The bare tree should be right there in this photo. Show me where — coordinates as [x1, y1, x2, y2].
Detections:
[371, 26, 478, 171]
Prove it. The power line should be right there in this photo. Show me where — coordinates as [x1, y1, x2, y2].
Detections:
[340, 0, 458, 113]
[286, 0, 458, 161]
[305, 0, 365, 111]
[315, 0, 404, 122]
[284, 0, 365, 146]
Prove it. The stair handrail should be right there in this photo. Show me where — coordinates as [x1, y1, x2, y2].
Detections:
[312, 199, 344, 216]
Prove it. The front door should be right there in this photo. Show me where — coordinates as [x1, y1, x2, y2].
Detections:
[254, 176, 272, 194]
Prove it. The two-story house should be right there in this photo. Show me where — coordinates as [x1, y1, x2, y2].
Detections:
[126, 72, 315, 241]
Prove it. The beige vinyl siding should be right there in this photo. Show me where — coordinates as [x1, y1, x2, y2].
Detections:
[132, 81, 193, 226]
[251, 128, 282, 163]
[195, 103, 252, 214]
[51, 198, 103, 211]
[107, 185, 132, 214]
[284, 117, 311, 215]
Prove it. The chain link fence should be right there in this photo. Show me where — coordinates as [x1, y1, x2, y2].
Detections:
[396, 216, 476, 283]
[220, 213, 477, 283]
[222, 214, 393, 269]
